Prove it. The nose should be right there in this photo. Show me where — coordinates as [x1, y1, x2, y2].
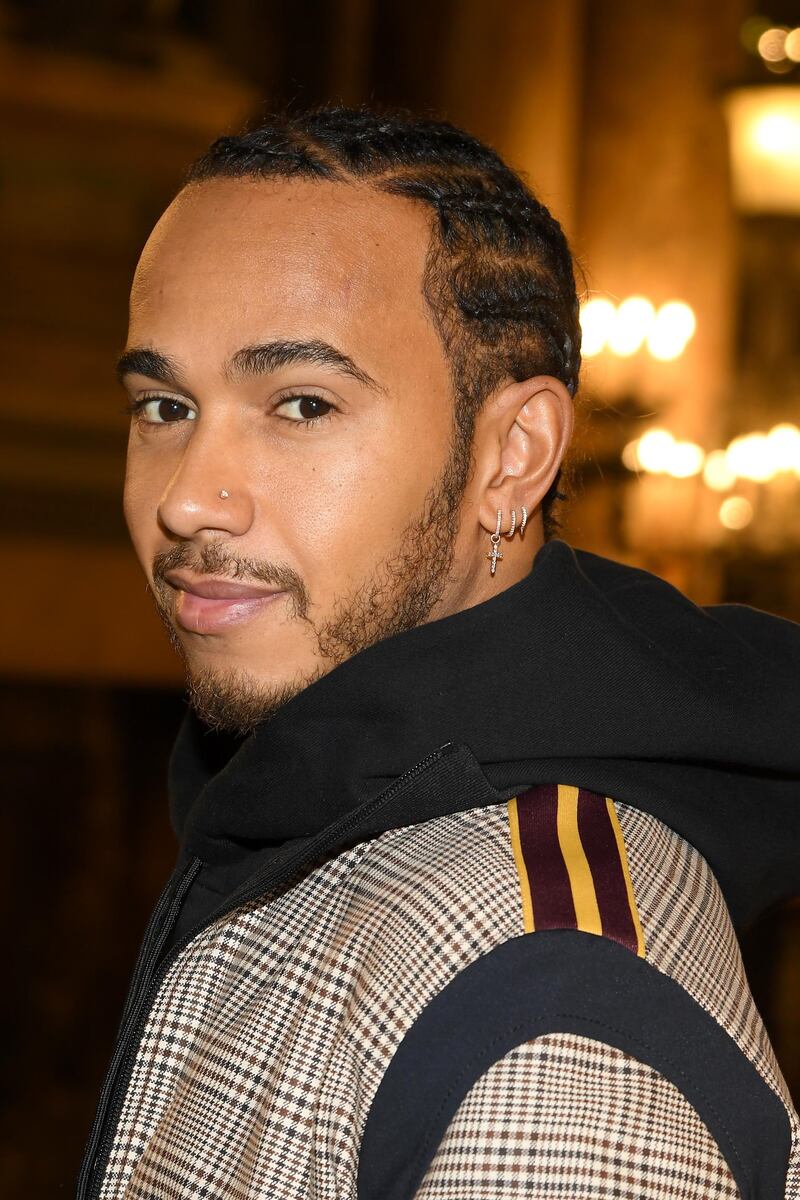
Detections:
[157, 428, 255, 541]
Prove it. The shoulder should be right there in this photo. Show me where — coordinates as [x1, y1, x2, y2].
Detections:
[350, 786, 759, 1042]
[346, 789, 783, 1071]
[332, 801, 526, 1018]
[351, 789, 800, 1200]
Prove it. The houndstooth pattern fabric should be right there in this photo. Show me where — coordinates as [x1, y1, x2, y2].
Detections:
[416, 1033, 740, 1198]
[98, 800, 798, 1199]
[618, 801, 800, 1171]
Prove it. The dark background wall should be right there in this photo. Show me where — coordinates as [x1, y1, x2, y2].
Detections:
[2, 1, 799, 1193]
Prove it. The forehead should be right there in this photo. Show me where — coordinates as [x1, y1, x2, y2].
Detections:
[128, 178, 437, 360]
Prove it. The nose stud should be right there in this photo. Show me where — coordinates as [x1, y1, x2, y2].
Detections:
[219, 489, 230, 500]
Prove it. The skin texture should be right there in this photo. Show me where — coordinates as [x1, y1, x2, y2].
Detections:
[121, 177, 574, 733]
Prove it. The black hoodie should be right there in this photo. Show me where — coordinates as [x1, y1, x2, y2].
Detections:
[165, 537, 800, 950]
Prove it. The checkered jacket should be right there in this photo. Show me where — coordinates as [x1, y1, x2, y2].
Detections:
[89, 789, 799, 1199]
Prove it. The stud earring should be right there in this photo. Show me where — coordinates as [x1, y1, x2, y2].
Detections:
[219, 489, 230, 500]
[487, 509, 503, 576]
[520, 505, 528, 535]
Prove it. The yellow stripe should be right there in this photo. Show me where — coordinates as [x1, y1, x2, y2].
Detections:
[606, 797, 646, 957]
[507, 797, 535, 933]
[556, 784, 603, 936]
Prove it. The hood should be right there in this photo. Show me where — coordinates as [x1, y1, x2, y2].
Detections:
[169, 538, 800, 928]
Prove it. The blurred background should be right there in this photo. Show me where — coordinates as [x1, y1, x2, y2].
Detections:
[1, 0, 799, 1192]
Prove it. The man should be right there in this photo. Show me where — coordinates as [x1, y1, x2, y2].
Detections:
[78, 106, 800, 1198]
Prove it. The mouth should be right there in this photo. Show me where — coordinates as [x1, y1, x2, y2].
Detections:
[162, 570, 286, 635]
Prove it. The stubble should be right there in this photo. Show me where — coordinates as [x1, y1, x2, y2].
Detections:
[148, 430, 471, 736]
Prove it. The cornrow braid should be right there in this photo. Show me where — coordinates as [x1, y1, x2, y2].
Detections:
[185, 105, 581, 539]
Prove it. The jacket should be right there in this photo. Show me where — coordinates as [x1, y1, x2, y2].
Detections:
[77, 539, 800, 1198]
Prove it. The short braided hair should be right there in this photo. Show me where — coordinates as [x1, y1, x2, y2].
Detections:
[185, 105, 581, 539]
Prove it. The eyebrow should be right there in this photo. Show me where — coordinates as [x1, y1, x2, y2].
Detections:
[116, 339, 385, 395]
[226, 339, 385, 393]
[116, 347, 187, 389]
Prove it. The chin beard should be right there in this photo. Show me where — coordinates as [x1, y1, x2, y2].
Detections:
[152, 429, 471, 738]
[185, 662, 324, 735]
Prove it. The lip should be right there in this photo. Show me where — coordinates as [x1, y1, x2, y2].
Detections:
[163, 571, 285, 634]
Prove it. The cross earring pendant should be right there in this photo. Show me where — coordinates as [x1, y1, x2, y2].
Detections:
[487, 534, 503, 576]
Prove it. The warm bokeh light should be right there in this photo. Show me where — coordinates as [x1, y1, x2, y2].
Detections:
[753, 111, 800, 155]
[703, 449, 736, 492]
[579, 296, 617, 356]
[765, 57, 795, 75]
[669, 441, 705, 478]
[719, 496, 754, 530]
[621, 440, 640, 471]
[766, 422, 800, 474]
[622, 423, 800, 487]
[647, 300, 697, 361]
[757, 27, 789, 62]
[724, 427, 800, 482]
[786, 28, 800, 63]
[607, 295, 655, 356]
[725, 433, 772, 482]
[725, 87, 800, 213]
[627, 429, 705, 478]
[580, 295, 696, 360]
[634, 429, 676, 473]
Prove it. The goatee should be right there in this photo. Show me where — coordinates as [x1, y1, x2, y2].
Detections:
[149, 432, 471, 737]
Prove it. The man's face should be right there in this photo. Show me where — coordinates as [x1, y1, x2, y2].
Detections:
[122, 177, 472, 733]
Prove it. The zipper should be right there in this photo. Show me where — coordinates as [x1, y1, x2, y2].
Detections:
[75, 856, 201, 1200]
[76, 744, 451, 1199]
[177, 743, 452, 945]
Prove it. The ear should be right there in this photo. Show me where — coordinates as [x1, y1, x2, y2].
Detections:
[475, 376, 574, 535]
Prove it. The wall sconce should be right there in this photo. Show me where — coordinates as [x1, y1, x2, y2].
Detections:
[723, 85, 800, 214]
[623, 422, 800, 482]
[621, 423, 800, 532]
[580, 295, 696, 361]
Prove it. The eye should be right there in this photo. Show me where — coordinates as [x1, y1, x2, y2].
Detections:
[129, 396, 197, 424]
[277, 394, 335, 424]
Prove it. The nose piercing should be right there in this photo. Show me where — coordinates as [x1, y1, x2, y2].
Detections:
[219, 489, 230, 500]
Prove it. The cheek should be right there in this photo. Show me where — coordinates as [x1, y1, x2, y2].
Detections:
[122, 445, 165, 569]
[257, 447, 366, 581]
[281, 408, 451, 589]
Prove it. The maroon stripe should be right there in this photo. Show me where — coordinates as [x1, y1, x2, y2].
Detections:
[576, 788, 639, 954]
[516, 784, 576, 931]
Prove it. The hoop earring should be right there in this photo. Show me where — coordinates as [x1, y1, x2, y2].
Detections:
[508, 509, 517, 537]
[487, 509, 503, 576]
[520, 505, 528, 535]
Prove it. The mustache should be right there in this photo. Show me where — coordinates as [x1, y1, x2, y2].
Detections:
[151, 542, 309, 619]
